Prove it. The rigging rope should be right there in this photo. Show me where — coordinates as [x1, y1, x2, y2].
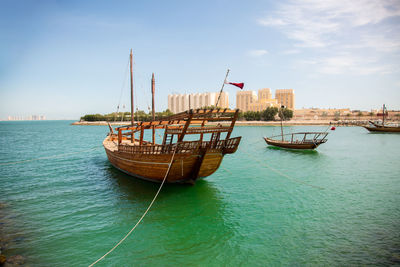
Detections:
[114, 56, 131, 122]
[133, 57, 139, 122]
[88, 145, 178, 267]
[133, 59, 151, 113]
[0, 146, 102, 166]
[132, 58, 151, 120]
[241, 149, 324, 190]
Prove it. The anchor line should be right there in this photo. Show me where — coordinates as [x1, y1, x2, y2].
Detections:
[88, 144, 178, 267]
[241, 149, 325, 190]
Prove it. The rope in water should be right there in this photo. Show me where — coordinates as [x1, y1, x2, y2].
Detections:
[0, 146, 102, 166]
[241, 149, 325, 190]
[218, 135, 324, 190]
[88, 145, 178, 267]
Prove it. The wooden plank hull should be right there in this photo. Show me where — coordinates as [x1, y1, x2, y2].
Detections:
[103, 139, 224, 184]
[264, 137, 320, 150]
[363, 126, 400, 133]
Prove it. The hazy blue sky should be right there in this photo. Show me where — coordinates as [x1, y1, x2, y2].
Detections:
[1, 0, 400, 119]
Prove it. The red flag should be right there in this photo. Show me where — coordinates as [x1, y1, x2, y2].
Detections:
[227, 82, 244, 89]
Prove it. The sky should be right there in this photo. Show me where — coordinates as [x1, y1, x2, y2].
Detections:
[1, 0, 400, 120]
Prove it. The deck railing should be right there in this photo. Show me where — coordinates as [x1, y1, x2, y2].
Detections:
[268, 132, 328, 143]
[118, 136, 241, 155]
[166, 126, 231, 135]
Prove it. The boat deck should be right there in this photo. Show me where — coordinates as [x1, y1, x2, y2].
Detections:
[103, 137, 141, 152]
[104, 136, 241, 155]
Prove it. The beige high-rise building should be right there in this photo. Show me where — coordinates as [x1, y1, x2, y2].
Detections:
[258, 88, 272, 101]
[236, 88, 280, 112]
[249, 99, 279, 112]
[168, 92, 229, 114]
[236, 88, 295, 112]
[249, 88, 279, 111]
[236, 90, 257, 112]
[275, 89, 295, 110]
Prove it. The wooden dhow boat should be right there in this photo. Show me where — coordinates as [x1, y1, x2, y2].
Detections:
[263, 106, 328, 150]
[264, 132, 328, 149]
[364, 122, 400, 132]
[103, 50, 241, 184]
[363, 104, 400, 133]
[103, 109, 241, 184]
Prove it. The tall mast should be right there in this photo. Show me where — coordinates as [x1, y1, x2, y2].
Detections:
[382, 104, 385, 126]
[130, 49, 134, 125]
[280, 106, 284, 141]
[151, 73, 155, 120]
[151, 73, 155, 144]
[215, 69, 230, 108]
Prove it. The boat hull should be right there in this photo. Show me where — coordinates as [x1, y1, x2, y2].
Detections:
[263, 137, 320, 150]
[103, 139, 227, 184]
[363, 126, 400, 133]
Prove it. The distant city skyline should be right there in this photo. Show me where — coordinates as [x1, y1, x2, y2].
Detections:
[6, 115, 46, 121]
[168, 92, 229, 114]
[1, 0, 400, 120]
[237, 88, 295, 112]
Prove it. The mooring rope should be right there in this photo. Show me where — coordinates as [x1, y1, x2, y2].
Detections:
[241, 149, 324, 190]
[88, 145, 178, 267]
[0, 146, 102, 166]
[221, 166, 233, 175]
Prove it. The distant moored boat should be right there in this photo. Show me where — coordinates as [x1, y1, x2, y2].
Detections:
[264, 106, 329, 150]
[363, 104, 400, 133]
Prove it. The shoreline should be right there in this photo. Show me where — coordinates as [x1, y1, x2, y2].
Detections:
[71, 121, 131, 126]
[70, 120, 376, 126]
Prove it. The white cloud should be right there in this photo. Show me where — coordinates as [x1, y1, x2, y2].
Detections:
[248, 49, 269, 57]
[299, 54, 394, 75]
[394, 81, 400, 87]
[259, 0, 400, 49]
[282, 49, 301, 55]
[259, 0, 400, 75]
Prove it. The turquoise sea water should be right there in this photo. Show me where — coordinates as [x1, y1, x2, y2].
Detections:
[0, 121, 399, 266]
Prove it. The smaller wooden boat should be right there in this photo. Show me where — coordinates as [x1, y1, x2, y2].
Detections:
[264, 132, 328, 149]
[363, 121, 400, 132]
[363, 105, 400, 133]
[264, 106, 329, 150]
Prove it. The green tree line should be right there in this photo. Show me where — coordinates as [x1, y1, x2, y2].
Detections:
[239, 107, 293, 121]
[197, 106, 293, 121]
[80, 107, 293, 122]
[80, 110, 174, 122]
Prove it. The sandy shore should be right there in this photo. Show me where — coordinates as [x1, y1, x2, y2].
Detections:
[71, 120, 359, 126]
[71, 121, 131, 126]
[227, 120, 335, 126]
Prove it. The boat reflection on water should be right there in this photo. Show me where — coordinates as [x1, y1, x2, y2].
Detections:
[101, 161, 238, 263]
[266, 145, 320, 155]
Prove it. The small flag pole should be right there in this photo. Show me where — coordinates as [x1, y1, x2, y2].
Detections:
[215, 69, 230, 108]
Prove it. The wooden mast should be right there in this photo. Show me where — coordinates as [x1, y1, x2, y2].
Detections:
[130, 49, 134, 125]
[382, 104, 385, 126]
[152, 73, 155, 144]
[130, 49, 135, 143]
[215, 69, 230, 108]
[280, 106, 284, 141]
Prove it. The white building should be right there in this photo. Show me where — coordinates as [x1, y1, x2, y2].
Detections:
[168, 92, 229, 114]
